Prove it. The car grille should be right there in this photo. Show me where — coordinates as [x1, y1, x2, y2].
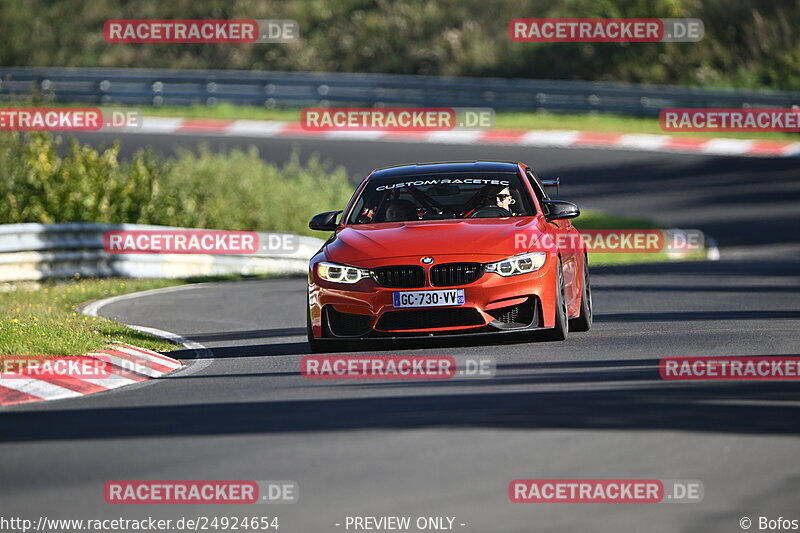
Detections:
[430, 263, 483, 286]
[372, 266, 425, 288]
[326, 307, 372, 337]
[376, 308, 484, 331]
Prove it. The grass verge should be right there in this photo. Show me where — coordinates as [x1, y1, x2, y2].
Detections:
[134, 104, 799, 142]
[574, 209, 705, 266]
[0, 278, 184, 357]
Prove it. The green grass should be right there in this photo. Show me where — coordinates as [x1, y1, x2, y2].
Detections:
[0, 274, 289, 358]
[588, 250, 704, 266]
[572, 210, 659, 231]
[137, 104, 799, 142]
[0, 278, 183, 357]
[574, 209, 704, 266]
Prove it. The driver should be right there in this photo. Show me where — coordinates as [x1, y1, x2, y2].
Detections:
[471, 185, 515, 218]
[490, 185, 515, 212]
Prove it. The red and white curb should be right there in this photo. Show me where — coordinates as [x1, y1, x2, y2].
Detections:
[109, 118, 800, 158]
[0, 342, 182, 407]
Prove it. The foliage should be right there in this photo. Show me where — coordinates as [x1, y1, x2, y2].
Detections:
[0, 0, 798, 90]
[0, 132, 354, 236]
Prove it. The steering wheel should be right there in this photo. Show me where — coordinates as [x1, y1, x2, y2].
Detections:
[469, 206, 512, 218]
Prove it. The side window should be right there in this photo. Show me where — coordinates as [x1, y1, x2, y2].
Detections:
[525, 169, 549, 214]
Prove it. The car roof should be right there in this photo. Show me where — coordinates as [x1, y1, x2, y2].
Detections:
[369, 161, 520, 180]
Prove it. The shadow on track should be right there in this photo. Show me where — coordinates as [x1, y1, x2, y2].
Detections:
[3, 356, 800, 442]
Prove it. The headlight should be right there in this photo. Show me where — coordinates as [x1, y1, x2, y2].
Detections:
[317, 261, 370, 284]
[485, 252, 546, 276]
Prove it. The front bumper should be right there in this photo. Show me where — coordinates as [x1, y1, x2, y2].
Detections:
[308, 254, 559, 340]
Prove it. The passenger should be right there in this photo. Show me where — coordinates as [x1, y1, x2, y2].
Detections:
[382, 199, 417, 222]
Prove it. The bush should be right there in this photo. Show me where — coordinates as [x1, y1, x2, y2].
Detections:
[0, 132, 354, 236]
[0, 0, 798, 90]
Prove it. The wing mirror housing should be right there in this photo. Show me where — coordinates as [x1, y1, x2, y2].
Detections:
[309, 210, 343, 231]
[543, 200, 580, 221]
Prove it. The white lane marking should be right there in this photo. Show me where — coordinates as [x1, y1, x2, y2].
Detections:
[82, 375, 137, 388]
[323, 130, 387, 140]
[782, 143, 800, 157]
[81, 284, 214, 379]
[110, 346, 182, 369]
[225, 120, 288, 137]
[130, 325, 212, 378]
[134, 117, 184, 133]
[82, 283, 211, 317]
[0, 377, 84, 400]
[87, 352, 165, 378]
[701, 138, 754, 155]
[618, 134, 670, 151]
[519, 130, 580, 146]
[110, 341, 184, 364]
[425, 131, 483, 144]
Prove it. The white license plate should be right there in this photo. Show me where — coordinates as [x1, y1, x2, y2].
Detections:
[393, 289, 465, 308]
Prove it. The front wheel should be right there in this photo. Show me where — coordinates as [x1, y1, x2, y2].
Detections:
[540, 259, 568, 341]
[569, 257, 593, 332]
[306, 306, 325, 353]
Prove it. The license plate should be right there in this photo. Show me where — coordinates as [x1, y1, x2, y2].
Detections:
[393, 289, 465, 308]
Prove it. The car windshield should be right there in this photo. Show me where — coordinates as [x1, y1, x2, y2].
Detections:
[347, 173, 534, 224]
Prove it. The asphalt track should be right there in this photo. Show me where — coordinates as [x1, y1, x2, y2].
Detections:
[2, 132, 799, 533]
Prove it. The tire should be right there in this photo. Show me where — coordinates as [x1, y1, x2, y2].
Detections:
[569, 257, 593, 332]
[306, 305, 325, 353]
[541, 258, 568, 341]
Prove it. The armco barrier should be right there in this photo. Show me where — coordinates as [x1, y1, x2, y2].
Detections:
[0, 223, 323, 282]
[2, 67, 798, 117]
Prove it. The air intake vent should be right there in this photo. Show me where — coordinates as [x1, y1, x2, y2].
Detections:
[376, 308, 484, 331]
[326, 307, 372, 337]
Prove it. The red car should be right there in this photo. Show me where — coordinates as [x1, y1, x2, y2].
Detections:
[306, 161, 592, 351]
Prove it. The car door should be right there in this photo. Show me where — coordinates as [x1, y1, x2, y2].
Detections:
[525, 168, 582, 314]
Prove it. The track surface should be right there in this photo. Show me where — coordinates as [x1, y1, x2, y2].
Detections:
[2, 134, 799, 532]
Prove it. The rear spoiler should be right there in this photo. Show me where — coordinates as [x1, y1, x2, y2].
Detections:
[541, 178, 559, 195]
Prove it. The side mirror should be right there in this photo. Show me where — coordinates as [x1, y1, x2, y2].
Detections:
[543, 200, 580, 221]
[309, 210, 343, 231]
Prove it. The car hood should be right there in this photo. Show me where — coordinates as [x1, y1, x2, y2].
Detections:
[325, 217, 547, 266]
